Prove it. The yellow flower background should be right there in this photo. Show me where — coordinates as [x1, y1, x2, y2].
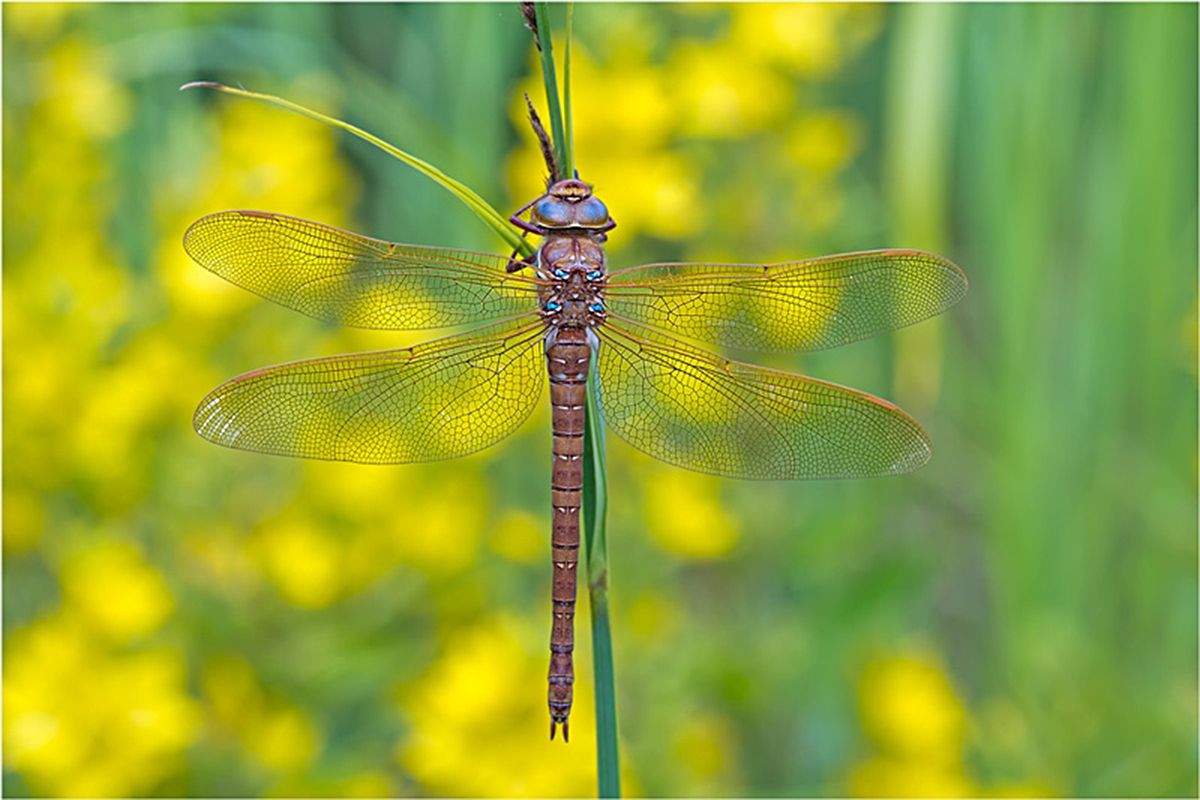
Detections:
[3, 4, 1196, 797]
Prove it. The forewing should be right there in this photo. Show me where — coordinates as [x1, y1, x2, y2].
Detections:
[596, 321, 930, 479]
[194, 318, 546, 464]
[184, 211, 540, 329]
[605, 250, 967, 352]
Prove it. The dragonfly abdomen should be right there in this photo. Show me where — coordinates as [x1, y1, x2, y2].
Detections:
[545, 326, 590, 741]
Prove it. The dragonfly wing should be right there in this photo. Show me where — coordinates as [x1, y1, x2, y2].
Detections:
[604, 250, 967, 352]
[595, 321, 930, 479]
[184, 211, 540, 329]
[194, 318, 546, 464]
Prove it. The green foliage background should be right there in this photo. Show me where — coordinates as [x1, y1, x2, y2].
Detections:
[3, 3, 1196, 797]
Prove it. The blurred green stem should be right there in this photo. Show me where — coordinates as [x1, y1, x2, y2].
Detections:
[533, 2, 570, 177]
[563, 3, 575, 176]
[532, 3, 619, 795]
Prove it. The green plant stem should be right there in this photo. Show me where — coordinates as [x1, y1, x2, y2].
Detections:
[533, 2, 570, 177]
[583, 366, 618, 797]
[563, 3, 575, 176]
[179, 81, 534, 258]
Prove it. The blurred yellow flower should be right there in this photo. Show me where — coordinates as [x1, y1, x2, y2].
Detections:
[304, 460, 409, 521]
[201, 655, 323, 776]
[2, 35, 151, 530]
[729, 4, 883, 77]
[789, 111, 863, 177]
[254, 516, 345, 609]
[668, 41, 791, 139]
[397, 616, 604, 796]
[849, 650, 975, 797]
[4, 612, 200, 797]
[644, 468, 740, 559]
[43, 38, 132, 139]
[586, 151, 703, 241]
[203, 654, 266, 734]
[3, 332, 86, 433]
[254, 469, 487, 607]
[565, 46, 674, 154]
[61, 538, 174, 641]
[859, 651, 967, 760]
[249, 706, 321, 773]
[387, 473, 486, 574]
[3, 2, 70, 41]
[490, 507, 545, 564]
[332, 772, 397, 797]
[849, 755, 974, 798]
[71, 335, 200, 510]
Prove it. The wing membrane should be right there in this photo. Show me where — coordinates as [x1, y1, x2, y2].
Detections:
[605, 250, 966, 352]
[184, 211, 540, 329]
[596, 321, 930, 479]
[194, 318, 546, 464]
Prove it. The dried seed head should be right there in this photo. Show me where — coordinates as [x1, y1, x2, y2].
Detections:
[521, 3, 540, 51]
[525, 93, 560, 184]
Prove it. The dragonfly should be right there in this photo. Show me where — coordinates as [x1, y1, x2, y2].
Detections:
[186, 175, 966, 742]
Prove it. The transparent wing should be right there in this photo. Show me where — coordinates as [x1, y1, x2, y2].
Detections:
[194, 318, 546, 464]
[605, 250, 967, 352]
[596, 321, 930, 479]
[184, 211, 541, 329]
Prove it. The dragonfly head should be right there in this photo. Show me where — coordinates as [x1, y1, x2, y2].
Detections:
[549, 178, 592, 202]
[531, 179, 614, 232]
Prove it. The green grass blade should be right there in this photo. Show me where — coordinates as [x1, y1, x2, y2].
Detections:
[563, 3, 575, 176]
[179, 81, 534, 257]
[533, 2, 570, 178]
[584, 357, 619, 798]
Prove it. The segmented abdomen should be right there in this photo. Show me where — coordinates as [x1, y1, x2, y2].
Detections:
[545, 326, 590, 741]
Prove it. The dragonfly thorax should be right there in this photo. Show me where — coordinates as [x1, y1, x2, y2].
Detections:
[538, 235, 607, 327]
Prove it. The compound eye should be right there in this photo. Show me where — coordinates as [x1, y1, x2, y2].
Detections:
[576, 197, 609, 227]
[532, 198, 570, 227]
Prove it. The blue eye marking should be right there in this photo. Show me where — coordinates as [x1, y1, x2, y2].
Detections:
[589, 302, 605, 313]
[544, 300, 562, 312]
[586, 270, 602, 280]
[553, 268, 569, 279]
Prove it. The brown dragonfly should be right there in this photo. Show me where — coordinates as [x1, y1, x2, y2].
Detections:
[186, 178, 966, 742]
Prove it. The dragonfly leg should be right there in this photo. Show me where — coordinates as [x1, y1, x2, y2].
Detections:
[505, 229, 535, 273]
[509, 195, 546, 241]
[509, 215, 543, 237]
